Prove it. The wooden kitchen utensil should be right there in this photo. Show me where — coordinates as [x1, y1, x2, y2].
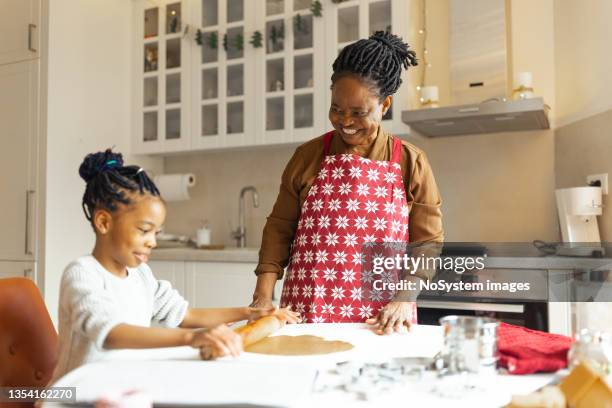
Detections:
[200, 316, 285, 360]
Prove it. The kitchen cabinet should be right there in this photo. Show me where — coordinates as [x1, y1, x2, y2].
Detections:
[132, 0, 192, 154]
[0, 0, 40, 65]
[132, 0, 414, 154]
[0, 261, 36, 280]
[149, 259, 284, 309]
[0, 60, 40, 263]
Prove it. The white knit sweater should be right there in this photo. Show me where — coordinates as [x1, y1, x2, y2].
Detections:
[49, 255, 189, 385]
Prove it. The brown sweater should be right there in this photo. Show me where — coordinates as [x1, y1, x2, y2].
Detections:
[256, 126, 444, 279]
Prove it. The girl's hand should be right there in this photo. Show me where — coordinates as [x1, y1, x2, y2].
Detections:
[247, 305, 302, 324]
[366, 302, 414, 335]
[191, 324, 243, 360]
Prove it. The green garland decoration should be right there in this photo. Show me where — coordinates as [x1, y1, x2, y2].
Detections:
[250, 30, 263, 48]
[310, 0, 323, 17]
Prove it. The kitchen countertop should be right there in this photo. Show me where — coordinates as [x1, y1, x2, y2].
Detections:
[49, 324, 555, 407]
[151, 246, 259, 263]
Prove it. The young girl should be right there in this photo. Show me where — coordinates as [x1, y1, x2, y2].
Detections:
[49, 149, 299, 384]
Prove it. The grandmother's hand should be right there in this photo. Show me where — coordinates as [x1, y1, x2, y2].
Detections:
[365, 302, 415, 335]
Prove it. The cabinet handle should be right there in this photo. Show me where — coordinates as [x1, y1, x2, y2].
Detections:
[24, 268, 33, 279]
[28, 24, 37, 52]
[25, 190, 35, 255]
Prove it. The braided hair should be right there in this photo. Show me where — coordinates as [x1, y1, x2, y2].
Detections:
[332, 31, 418, 100]
[79, 149, 160, 223]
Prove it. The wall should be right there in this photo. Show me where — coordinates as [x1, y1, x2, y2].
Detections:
[553, 0, 612, 242]
[163, 0, 559, 245]
[43, 0, 162, 325]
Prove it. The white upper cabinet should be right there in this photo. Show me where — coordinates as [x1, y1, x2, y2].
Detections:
[0, 0, 40, 65]
[255, 0, 327, 145]
[191, 0, 256, 149]
[133, 0, 192, 154]
[132, 0, 413, 154]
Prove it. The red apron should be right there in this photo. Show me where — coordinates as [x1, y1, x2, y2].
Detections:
[280, 131, 417, 323]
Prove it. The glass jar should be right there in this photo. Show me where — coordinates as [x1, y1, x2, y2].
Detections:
[568, 328, 611, 375]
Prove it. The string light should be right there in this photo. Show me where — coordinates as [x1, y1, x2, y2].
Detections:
[418, 0, 429, 92]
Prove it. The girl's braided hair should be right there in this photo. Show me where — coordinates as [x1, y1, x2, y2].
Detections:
[79, 149, 160, 222]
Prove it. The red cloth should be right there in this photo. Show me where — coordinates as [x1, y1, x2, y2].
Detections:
[497, 322, 574, 374]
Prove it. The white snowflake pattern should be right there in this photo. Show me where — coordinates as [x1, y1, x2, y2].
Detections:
[342, 269, 356, 283]
[356, 184, 370, 196]
[311, 232, 321, 245]
[297, 218, 303, 229]
[391, 220, 402, 233]
[301, 201, 308, 212]
[321, 303, 335, 315]
[376, 160, 388, 168]
[302, 285, 313, 297]
[322, 183, 334, 195]
[331, 286, 345, 300]
[303, 250, 314, 263]
[350, 287, 362, 301]
[312, 198, 323, 211]
[296, 234, 307, 246]
[355, 216, 368, 230]
[314, 285, 327, 298]
[344, 233, 358, 247]
[349, 166, 363, 178]
[364, 233, 377, 242]
[393, 188, 404, 199]
[328, 198, 342, 211]
[400, 206, 409, 217]
[369, 290, 385, 302]
[359, 304, 374, 319]
[332, 167, 344, 179]
[295, 302, 306, 314]
[339, 304, 354, 318]
[361, 269, 375, 283]
[373, 217, 388, 231]
[323, 267, 336, 281]
[346, 199, 360, 212]
[353, 253, 366, 265]
[334, 250, 348, 264]
[338, 183, 351, 195]
[291, 251, 301, 263]
[384, 202, 397, 214]
[374, 186, 387, 198]
[307, 185, 319, 196]
[312, 315, 326, 323]
[324, 156, 336, 164]
[304, 216, 315, 229]
[336, 215, 350, 229]
[291, 286, 300, 297]
[340, 154, 353, 163]
[318, 215, 331, 229]
[383, 234, 395, 243]
[365, 201, 379, 213]
[315, 250, 328, 263]
[366, 168, 380, 181]
[297, 267, 307, 280]
[318, 168, 329, 178]
[326, 232, 340, 246]
[310, 268, 319, 279]
[393, 163, 401, 170]
[384, 172, 397, 183]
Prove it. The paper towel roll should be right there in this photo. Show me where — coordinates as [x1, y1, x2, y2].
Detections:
[154, 174, 196, 201]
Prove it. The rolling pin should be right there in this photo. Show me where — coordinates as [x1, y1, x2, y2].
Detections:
[200, 315, 285, 360]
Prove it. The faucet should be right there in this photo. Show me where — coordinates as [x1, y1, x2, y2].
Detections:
[232, 186, 259, 248]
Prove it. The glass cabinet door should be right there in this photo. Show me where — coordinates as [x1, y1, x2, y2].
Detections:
[258, 0, 325, 144]
[192, 0, 253, 149]
[137, 1, 190, 153]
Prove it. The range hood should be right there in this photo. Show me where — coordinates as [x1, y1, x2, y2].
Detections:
[401, 97, 550, 137]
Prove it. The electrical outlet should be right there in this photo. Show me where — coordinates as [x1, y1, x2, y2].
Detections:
[586, 173, 608, 195]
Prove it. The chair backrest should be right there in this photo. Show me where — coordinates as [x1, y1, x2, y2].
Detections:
[0, 278, 58, 391]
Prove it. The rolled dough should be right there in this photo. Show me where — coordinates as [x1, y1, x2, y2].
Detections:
[245, 335, 354, 355]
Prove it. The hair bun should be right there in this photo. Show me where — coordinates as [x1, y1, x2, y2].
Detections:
[370, 31, 418, 68]
[79, 149, 124, 183]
